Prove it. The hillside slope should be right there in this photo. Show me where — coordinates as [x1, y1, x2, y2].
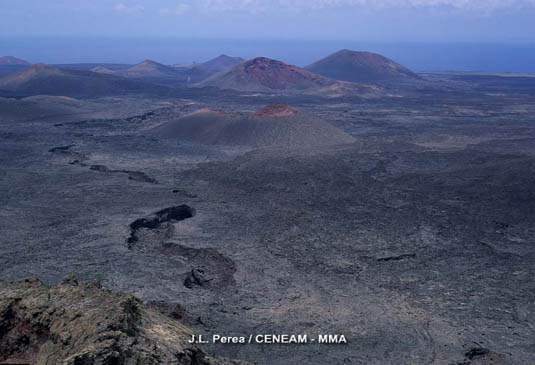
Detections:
[0, 276, 249, 364]
[0, 56, 31, 65]
[0, 63, 167, 97]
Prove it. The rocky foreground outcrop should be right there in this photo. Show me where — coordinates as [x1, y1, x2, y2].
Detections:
[0, 276, 249, 365]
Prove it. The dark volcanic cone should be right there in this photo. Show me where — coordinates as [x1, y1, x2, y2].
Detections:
[306, 49, 418, 83]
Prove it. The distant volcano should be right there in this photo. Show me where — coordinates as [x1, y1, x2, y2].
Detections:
[180, 55, 245, 83]
[306, 49, 418, 83]
[149, 104, 355, 148]
[197, 57, 334, 92]
[0, 63, 166, 97]
[90, 66, 115, 74]
[195, 55, 244, 74]
[116, 59, 182, 79]
[0, 56, 31, 66]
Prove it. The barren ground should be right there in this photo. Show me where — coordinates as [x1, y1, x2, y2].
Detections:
[1, 74, 535, 364]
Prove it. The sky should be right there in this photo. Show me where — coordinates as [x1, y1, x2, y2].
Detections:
[1, 0, 535, 71]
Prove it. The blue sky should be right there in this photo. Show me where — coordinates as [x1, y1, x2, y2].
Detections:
[2, 0, 535, 41]
[1, 1, 535, 71]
